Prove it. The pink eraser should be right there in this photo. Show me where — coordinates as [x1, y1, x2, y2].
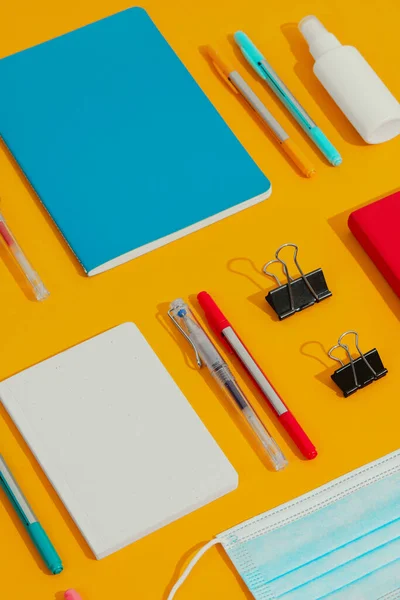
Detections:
[64, 590, 83, 600]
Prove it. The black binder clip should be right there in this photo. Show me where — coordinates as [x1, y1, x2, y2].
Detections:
[328, 330, 388, 397]
[263, 243, 332, 320]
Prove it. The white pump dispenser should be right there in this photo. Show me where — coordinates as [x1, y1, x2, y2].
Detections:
[299, 16, 400, 144]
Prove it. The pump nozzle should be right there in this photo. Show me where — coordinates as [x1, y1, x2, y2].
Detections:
[299, 16, 327, 44]
[299, 16, 341, 60]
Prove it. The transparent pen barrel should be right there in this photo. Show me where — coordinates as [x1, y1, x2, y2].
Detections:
[243, 406, 288, 471]
[211, 363, 287, 471]
[211, 362, 238, 385]
[0, 216, 49, 301]
[13, 247, 49, 301]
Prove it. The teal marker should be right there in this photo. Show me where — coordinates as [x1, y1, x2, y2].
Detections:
[0, 455, 63, 574]
[234, 31, 342, 166]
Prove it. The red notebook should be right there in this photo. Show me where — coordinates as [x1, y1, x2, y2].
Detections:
[348, 191, 400, 297]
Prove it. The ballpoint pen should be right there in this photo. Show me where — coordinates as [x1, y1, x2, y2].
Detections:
[0, 209, 49, 301]
[197, 292, 317, 460]
[169, 298, 288, 471]
[205, 46, 316, 178]
[234, 31, 342, 166]
[0, 454, 63, 574]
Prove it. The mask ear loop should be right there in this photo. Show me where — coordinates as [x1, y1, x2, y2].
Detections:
[167, 538, 220, 599]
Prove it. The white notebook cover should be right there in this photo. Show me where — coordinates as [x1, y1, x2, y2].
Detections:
[0, 323, 238, 559]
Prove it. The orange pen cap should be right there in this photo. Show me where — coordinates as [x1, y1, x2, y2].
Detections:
[204, 46, 238, 94]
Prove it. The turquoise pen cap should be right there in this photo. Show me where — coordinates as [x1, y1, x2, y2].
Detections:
[29, 522, 63, 574]
[0, 455, 63, 576]
[234, 32, 267, 79]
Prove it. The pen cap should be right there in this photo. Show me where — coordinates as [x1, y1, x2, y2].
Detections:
[299, 15, 400, 143]
[234, 32, 265, 74]
[205, 46, 234, 77]
[197, 291, 233, 353]
[29, 522, 63, 574]
[197, 292, 229, 331]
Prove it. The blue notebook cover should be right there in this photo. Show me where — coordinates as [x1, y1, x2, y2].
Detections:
[0, 7, 271, 275]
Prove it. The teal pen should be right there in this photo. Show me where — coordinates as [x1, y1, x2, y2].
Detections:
[0, 455, 63, 574]
[234, 31, 342, 166]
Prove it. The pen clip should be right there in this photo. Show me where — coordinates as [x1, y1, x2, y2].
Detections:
[204, 46, 239, 95]
[212, 63, 239, 95]
[223, 74, 240, 96]
[168, 308, 203, 368]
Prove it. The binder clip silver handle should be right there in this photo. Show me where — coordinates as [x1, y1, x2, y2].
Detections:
[262, 243, 332, 320]
[328, 330, 386, 397]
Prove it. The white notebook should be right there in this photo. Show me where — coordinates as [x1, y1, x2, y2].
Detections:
[0, 323, 238, 559]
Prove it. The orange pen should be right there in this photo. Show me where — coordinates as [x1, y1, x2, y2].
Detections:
[205, 46, 316, 178]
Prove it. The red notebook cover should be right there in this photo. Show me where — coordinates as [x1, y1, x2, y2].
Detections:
[348, 191, 400, 297]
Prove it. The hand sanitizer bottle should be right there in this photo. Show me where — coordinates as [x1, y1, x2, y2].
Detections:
[299, 16, 400, 144]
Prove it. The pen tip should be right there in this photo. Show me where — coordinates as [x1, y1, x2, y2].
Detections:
[307, 449, 318, 459]
[332, 156, 342, 167]
[53, 565, 63, 574]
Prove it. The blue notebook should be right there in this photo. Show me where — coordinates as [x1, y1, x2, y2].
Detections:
[0, 8, 271, 275]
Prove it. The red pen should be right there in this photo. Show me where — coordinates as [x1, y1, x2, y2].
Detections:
[197, 291, 317, 460]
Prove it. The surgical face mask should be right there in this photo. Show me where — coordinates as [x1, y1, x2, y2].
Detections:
[168, 450, 400, 599]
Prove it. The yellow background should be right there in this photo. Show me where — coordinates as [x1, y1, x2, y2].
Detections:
[0, 0, 399, 598]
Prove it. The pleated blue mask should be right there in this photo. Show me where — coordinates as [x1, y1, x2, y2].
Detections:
[169, 450, 400, 600]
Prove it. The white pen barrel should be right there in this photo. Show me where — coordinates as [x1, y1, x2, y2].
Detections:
[229, 71, 289, 142]
[222, 327, 287, 415]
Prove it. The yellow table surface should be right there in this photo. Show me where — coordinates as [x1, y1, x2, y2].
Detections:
[0, 0, 399, 598]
